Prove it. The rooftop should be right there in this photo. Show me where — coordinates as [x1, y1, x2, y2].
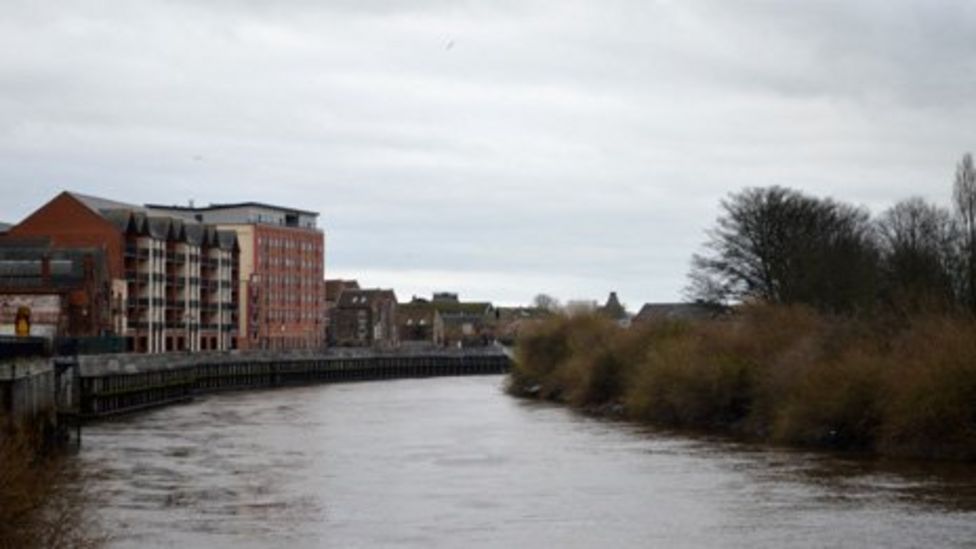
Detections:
[337, 288, 397, 308]
[633, 302, 723, 323]
[70, 191, 146, 215]
[145, 201, 318, 217]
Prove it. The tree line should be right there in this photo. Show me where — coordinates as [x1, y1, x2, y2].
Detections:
[689, 152, 976, 316]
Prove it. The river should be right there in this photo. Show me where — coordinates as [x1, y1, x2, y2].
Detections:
[77, 375, 976, 548]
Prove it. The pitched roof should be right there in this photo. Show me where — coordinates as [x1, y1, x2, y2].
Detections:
[397, 302, 439, 322]
[67, 192, 229, 245]
[217, 230, 238, 250]
[633, 303, 720, 323]
[69, 192, 145, 215]
[600, 292, 628, 320]
[433, 301, 493, 316]
[337, 288, 397, 308]
[325, 279, 360, 301]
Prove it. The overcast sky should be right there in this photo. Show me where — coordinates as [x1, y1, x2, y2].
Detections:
[1, 1, 974, 307]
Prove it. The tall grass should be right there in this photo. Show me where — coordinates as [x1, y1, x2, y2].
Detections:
[0, 417, 103, 548]
[508, 304, 976, 461]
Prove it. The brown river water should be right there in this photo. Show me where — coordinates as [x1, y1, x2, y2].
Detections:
[76, 375, 976, 548]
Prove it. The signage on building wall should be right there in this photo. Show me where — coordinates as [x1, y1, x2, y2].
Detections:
[0, 294, 60, 339]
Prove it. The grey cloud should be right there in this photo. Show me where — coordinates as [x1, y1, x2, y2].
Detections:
[1, 0, 973, 305]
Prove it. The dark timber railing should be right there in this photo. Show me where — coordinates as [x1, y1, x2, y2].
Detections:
[74, 347, 511, 420]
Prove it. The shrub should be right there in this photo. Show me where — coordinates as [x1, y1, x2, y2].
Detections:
[511, 303, 976, 461]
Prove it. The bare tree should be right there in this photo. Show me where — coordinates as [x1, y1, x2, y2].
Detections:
[954, 152, 976, 312]
[531, 293, 561, 312]
[876, 197, 958, 311]
[689, 186, 880, 313]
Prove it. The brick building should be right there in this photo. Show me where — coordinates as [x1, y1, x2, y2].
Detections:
[5, 192, 239, 353]
[0, 241, 113, 341]
[396, 299, 444, 347]
[146, 202, 325, 350]
[332, 289, 398, 348]
[429, 293, 495, 347]
[324, 279, 359, 345]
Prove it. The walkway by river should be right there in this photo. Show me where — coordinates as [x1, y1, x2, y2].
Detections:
[77, 376, 976, 548]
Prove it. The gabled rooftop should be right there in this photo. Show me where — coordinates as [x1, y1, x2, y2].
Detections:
[69, 192, 146, 215]
[338, 288, 397, 308]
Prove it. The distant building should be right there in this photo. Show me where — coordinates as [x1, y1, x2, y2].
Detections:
[0, 241, 113, 341]
[146, 202, 325, 351]
[428, 293, 495, 347]
[396, 298, 444, 347]
[324, 279, 359, 345]
[332, 289, 398, 348]
[0, 222, 11, 235]
[4, 192, 239, 352]
[599, 291, 630, 327]
[494, 306, 553, 345]
[432, 292, 459, 303]
[632, 302, 722, 325]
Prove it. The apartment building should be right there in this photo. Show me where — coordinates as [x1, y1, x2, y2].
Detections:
[146, 202, 325, 350]
[5, 192, 238, 353]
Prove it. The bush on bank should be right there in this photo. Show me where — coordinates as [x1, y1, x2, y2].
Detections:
[508, 304, 976, 461]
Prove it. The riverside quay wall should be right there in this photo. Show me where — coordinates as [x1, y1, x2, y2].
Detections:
[75, 346, 511, 420]
[0, 359, 61, 421]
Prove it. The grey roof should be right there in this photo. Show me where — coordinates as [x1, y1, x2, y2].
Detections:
[69, 192, 145, 215]
[601, 292, 628, 320]
[184, 224, 204, 246]
[146, 216, 172, 239]
[633, 303, 721, 323]
[216, 230, 238, 250]
[0, 222, 11, 232]
[99, 209, 134, 232]
[338, 289, 397, 308]
[67, 192, 227, 244]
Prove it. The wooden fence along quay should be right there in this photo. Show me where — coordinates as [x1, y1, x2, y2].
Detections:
[74, 346, 511, 420]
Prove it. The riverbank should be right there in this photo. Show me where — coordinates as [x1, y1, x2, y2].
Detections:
[75, 346, 510, 420]
[0, 416, 103, 548]
[507, 305, 976, 461]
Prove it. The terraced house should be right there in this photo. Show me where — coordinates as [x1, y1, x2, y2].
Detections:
[5, 192, 239, 353]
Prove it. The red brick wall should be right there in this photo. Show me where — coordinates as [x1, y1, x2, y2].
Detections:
[8, 193, 125, 278]
[251, 224, 325, 349]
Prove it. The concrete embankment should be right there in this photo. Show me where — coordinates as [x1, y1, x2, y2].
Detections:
[0, 359, 60, 421]
[74, 347, 510, 420]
